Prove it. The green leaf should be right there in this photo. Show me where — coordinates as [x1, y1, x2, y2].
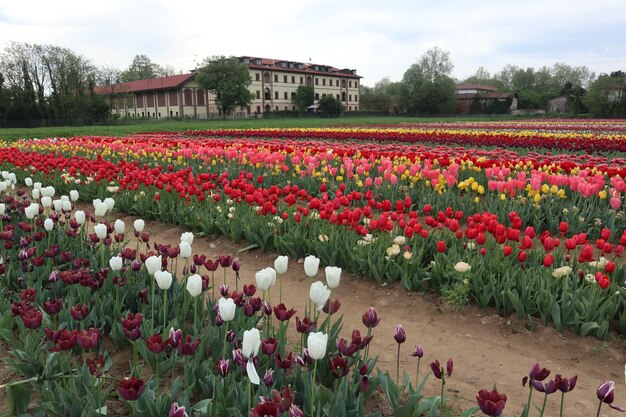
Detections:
[6, 382, 32, 416]
[579, 321, 599, 337]
[460, 406, 480, 417]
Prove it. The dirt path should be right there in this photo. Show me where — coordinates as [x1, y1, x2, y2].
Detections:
[128, 212, 624, 417]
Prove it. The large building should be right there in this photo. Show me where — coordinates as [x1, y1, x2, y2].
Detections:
[455, 83, 517, 114]
[95, 56, 361, 119]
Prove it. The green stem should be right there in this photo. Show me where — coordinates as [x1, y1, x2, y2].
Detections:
[193, 298, 198, 335]
[223, 321, 229, 357]
[311, 359, 318, 417]
[595, 401, 603, 417]
[524, 387, 534, 417]
[559, 392, 565, 417]
[415, 358, 421, 389]
[539, 393, 548, 417]
[279, 274, 283, 304]
[396, 343, 401, 387]
[151, 276, 155, 326]
[440, 376, 445, 417]
[163, 290, 168, 330]
[364, 327, 372, 363]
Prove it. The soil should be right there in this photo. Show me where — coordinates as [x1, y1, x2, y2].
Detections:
[1, 209, 624, 416]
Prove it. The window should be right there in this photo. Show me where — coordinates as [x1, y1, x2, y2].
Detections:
[256, 91, 260, 99]
[322, 79, 326, 86]
[349, 81, 352, 87]
[275, 106, 278, 111]
[275, 91, 279, 99]
[158, 112, 161, 118]
[336, 80, 339, 86]
[264, 88, 271, 100]
[355, 95, 358, 102]
[196, 89, 205, 106]
[284, 75, 287, 83]
[176, 111, 178, 117]
[289, 63, 294, 68]
[315, 78, 318, 85]
[264, 72, 271, 83]
[281, 62, 287, 68]
[315, 93, 319, 100]
[300, 77, 303, 84]
[349, 94, 352, 102]
[142, 111, 145, 117]
[336, 94, 339, 100]
[274, 75, 278, 82]
[170, 110, 173, 117]
[255, 73, 260, 81]
[322, 93, 326, 98]
[284, 92, 288, 99]
[256, 105, 260, 113]
[292, 106, 296, 111]
[291, 76, 295, 83]
[255, 59, 261, 65]
[298, 63, 303, 69]
[291, 92, 296, 99]
[243, 58, 249, 64]
[342, 92, 346, 102]
[285, 106, 288, 110]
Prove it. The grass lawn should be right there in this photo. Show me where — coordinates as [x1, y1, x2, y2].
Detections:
[0, 115, 514, 141]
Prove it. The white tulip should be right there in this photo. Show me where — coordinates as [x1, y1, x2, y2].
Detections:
[265, 267, 277, 286]
[93, 223, 107, 240]
[454, 262, 471, 273]
[52, 199, 63, 211]
[325, 266, 342, 289]
[41, 196, 52, 208]
[0, 203, 5, 215]
[307, 332, 328, 360]
[242, 328, 261, 358]
[304, 255, 320, 277]
[25, 177, 33, 187]
[62, 200, 72, 212]
[154, 270, 173, 290]
[393, 236, 406, 246]
[180, 231, 194, 246]
[186, 274, 202, 297]
[44, 218, 54, 231]
[274, 255, 288, 275]
[92, 198, 102, 209]
[109, 256, 123, 271]
[309, 281, 331, 311]
[94, 201, 108, 218]
[31, 188, 40, 200]
[25, 203, 39, 219]
[74, 210, 86, 225]
[255, 268, 273, 291]
[70, 190, 79, 201]
[144, 255, 162, 276]
[33, 182, 42, 190]
[552, 265, 572, 279]
[218, 297, 236, 322]
[133, 219, 145, 232]
[114, 219, 125, 234]
[44, 186, 55, 198]
[7, 173, 16, 184]
[61, 195, 69, 202]
[179, 241, 192, 259]
[0, 182, 6, 193]
[0, 171, 6, 179]
[104, 197, 115, 210]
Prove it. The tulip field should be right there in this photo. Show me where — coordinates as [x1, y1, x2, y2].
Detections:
[0, 119, 624, 416]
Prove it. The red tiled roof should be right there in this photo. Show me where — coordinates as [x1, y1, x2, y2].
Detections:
[456, 83, 498, 92]
[94, 73, 195, 95]
[457, 92, 513, 100]
[242, 56, 361, 79]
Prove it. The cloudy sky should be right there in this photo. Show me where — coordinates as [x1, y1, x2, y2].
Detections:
[1, 0, 625, 86]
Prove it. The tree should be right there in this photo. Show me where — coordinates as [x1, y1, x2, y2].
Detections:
[399, 47, 457, 115]
[120, 55, 164, 82]
[292, 85, 314, 114]
[318, 95, 342, 117]
[196, 55, 254, 117]
[584, 73, 626, 117]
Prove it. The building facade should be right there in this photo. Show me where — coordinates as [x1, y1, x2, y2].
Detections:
[95, 56, 361, 119]
[455, 83, 517, 114]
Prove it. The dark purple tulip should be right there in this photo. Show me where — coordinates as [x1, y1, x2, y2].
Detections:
[219, 284, 229, 297]
[262, 338, 278, 356]
[21, 308, 43, 329]
[232, 257, 240, 272]
[215, 314, 224, 327]
[169, 403, 189, 417]
[430, 360, 443, 379]
[274, 352, 293, 370]
[362, 307, 380, 328]
[263, 369, 274, 387]
[446, 358, 453, 377]
[168, 328, 182, 349]
[216, 359, 230, 377]
[394, 324, 406, 344]
[176, 335, 200, 356]
[43, 297, 63, 315]
[70, 303, 89, 321]
[219, 255, 232, 268]
[130, 259, 142, 271]
[289, 404, 304, 417]
[295, 348, 313, 366]
[118, 376, 144, 401]
[523, 362, 551, 387]
[532, 379, 558, 394]
[263, 301, 272, 316]
[410, 344, 424, 358]
[76, 328, 100, 350]
[476, 389, 507, 416]
[555, 374, 577, 393]
[597, 381, 625, 411]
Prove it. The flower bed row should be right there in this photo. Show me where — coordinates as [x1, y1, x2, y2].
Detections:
[0, 182, 623, 417]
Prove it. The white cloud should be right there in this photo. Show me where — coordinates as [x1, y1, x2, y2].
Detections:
[0, 0, 625, 85]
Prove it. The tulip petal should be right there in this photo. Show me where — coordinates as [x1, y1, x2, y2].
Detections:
[246, 359, 260, 385]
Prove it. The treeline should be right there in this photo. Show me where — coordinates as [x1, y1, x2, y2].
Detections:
[360, 48, 626, 117]
[0, 42, 178, 127]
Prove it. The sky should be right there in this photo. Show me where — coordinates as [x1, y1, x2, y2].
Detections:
[1, 0, 625, 86]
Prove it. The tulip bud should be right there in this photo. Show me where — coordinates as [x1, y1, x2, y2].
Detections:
[109, 256, 123, 271]
[218, 297, 236, 322]
[309, 281, 330, 311]
[25, 177, 33, 187]
[255, 268, 273, 291]
[144, 255, 162, 276]
[93, 223, 107, 240]
[179, 241, 192, 259]
[303, 255, 320, 277]
[94, 201, 108, 218]
[114, 219, 125, 234]
[180, 231, 194, 246]
[133, 219, 145, 232]
[242, 328, 261, 358]
[362, 307, 380, 328]
[325, 266, 342, 289]
[307, 331, 328, 360]
[104, 197, 115, 210]
[25, 203, 40, 219]
[44, 218, 54, 231]
[74, 210, 86, 225]
[154, 270, 173, 290]
[274, 255, 288, 274]
[186, 274, 203, 297]
[70, 190, 79, 201]
[394, 324, 406, 344]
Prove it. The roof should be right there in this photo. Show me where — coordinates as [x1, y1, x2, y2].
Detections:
[94, 73, 196, 95]
[242, 56, 361, 79]
[457, 92, 514, 100]
[456, 83, 498, 92]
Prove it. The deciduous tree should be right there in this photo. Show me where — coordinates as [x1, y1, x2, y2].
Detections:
[196, 56, 254, 117]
